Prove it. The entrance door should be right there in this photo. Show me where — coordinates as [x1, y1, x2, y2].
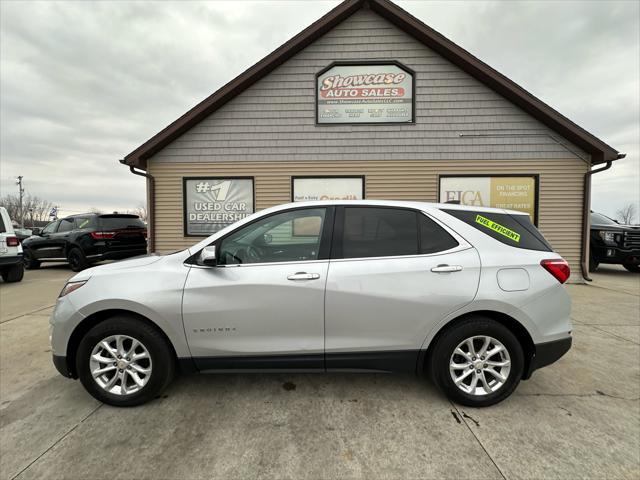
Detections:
[182, 207, 334, 371]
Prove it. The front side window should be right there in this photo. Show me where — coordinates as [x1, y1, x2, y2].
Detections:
[219, 208, 327, 265]
[342, 207, 418, 258]
[42, 221, 59, 234]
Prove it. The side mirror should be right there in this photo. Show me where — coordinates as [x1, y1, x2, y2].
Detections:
[32, 228, 41, 236]
[198, 245, 218, 266]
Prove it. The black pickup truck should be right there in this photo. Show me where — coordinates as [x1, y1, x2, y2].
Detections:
[22, 213, 147, 272]
[590, 211, 640, 273]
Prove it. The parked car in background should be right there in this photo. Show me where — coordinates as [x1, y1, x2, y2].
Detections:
[0, 207, 24, 282]
[22, 213, 147, 272]
[590, 211, 640, 273]
[50, 201, 572, 408]
[13, 227, 33, 243]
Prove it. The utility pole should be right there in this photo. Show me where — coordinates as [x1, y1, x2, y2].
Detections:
[16, 176, 24, 228]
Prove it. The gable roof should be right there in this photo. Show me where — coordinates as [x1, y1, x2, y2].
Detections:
[122, 0, 622, 170]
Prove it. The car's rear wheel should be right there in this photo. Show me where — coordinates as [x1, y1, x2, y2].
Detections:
[76, 316, 175, 407]
[67, 247, 88, 272]
[23, 249, 41, 269]
[430, 316, 524, 407]
[623, 264, 639, 273]
[1, 264, 24, 282]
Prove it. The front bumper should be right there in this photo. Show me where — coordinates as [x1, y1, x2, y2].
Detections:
[53, 354, 76, 378]
[593, 246, 640, 266]
[523, 336, 572, 379]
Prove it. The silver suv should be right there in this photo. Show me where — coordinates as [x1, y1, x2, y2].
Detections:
[50, 201, 572, 407]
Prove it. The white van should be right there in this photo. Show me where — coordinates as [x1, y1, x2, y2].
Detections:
[0, 207, 24, 282]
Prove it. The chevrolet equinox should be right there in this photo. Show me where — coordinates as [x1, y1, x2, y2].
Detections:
[50, 201, 572, 407]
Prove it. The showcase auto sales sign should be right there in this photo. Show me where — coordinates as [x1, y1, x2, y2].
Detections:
[317, 64, 414, 123]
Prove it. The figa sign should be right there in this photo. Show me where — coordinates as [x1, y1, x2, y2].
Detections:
[439, 176, 537, 223]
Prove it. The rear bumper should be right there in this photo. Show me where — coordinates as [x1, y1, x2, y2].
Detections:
[87, 249, 147, 261]
[523, 336, 572, 379]
[0, 254, 22, 267]
[52, 354, 76, 379]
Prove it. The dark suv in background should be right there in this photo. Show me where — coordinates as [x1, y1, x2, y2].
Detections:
[22, 213, 147, 272]
[590, 211, 640, 273]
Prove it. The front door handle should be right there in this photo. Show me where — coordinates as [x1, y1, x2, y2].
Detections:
[431, 264, 463, 273]
[287, 272, 320, 281]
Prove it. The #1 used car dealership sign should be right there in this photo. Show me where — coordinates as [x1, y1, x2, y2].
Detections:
[317, 62, 414, 123]
[184, 178, 254, 236]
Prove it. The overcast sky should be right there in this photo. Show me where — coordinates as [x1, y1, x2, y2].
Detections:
[1, 0, 638, 221]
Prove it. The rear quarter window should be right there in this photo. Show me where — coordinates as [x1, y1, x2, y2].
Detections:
[0, 215, 5, 233]
[442, 209, 552, 252]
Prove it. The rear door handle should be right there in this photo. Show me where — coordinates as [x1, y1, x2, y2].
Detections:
[287, 272, 320, 281]
[431, 264, 463, 273]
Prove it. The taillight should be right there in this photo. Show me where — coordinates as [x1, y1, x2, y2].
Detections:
[142, 230, 147, 238]
[90, 231, 116, 240]
[6, 236, 19, 247]
[541, 258, 570, 284]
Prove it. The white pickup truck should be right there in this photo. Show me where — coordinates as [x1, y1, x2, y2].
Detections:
[0, 207, 24, 282]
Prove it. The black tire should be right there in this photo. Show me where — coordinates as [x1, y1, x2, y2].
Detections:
[588, 250, 599, 272]
[429, 316, 524, 407]
[1, 263, 24, 282]
[76, 316, 175, 407]
[67, 247, 88, 272]
[23, 249, 41, 269]
[623, 264, 640, 273]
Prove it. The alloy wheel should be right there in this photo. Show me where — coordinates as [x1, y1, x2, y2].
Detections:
[89, 334, 152, 395]
[449, 335, 511, 396]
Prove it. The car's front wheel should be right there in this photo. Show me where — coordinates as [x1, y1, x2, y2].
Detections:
[23, 249, 41, 269]
[623, 264, 640, 273]
[430, 316, 524, 407]
[76, 316, 175, 407]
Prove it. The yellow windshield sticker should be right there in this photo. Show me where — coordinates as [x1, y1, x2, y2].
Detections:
[475, 214, 521, 242]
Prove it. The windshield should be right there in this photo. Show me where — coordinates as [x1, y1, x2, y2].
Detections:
[591, 212, 618, 226]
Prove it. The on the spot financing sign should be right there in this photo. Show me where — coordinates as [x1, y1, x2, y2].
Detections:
[439, 176, 537, 222]
[317, 63, 413, 123]
[184, 178, 254, 236]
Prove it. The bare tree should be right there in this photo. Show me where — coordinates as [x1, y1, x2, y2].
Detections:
[128, 204, 148, 222]
[0, 194, 54, 225]
[616, 203, 638, 225]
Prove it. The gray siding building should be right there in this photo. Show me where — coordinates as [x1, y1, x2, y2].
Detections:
[122, 0, 623, 282]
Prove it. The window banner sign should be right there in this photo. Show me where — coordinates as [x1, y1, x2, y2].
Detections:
[439, 176, 537, 223]
[316, 63, 414, 124]
[183, 178, 254, 236]
[292, 177, 364, 202]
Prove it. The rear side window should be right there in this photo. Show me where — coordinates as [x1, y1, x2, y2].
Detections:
[57, 218, 74, 233]
[74, 217, 97, 229]
[99, 215, 145, 230]
[342, 207, 417, 258]
[0, 215, 5, 233]
[419, 214, 459, 254]
[442, 209, 552, 252]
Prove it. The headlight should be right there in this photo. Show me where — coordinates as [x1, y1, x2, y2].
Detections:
[59, 280, 87, 297]
[598, 231, 619, 246]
